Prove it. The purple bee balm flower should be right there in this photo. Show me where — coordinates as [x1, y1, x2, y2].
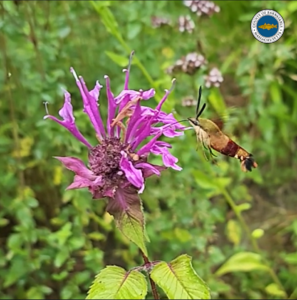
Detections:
[44, 51, 186, 204]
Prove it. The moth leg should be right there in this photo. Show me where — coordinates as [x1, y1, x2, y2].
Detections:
[202, 143, 209, 151]
[209, 147, 217, 158]
[202, 148, 210, 162]
[196, 136, 207, 152]
[203, 145, 217, 165]
[201, 141, 211, 162]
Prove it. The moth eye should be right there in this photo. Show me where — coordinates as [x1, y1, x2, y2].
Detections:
[188, 118, 199, 126]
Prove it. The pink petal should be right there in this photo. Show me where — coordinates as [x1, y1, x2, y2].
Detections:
[67, 175, 95, 190]
[54, 156, 96, 180]
[150, 146, 182, 171]
[135, 162, 166, 178]
[104, 75, 116, 137]
[120, 152, 144, 192]
[44, 91, 92, 148]
[70, 68, 106, 139]
[141, 88, 155, 100]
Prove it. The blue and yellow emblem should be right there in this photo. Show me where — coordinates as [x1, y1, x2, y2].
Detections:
[257, 15, 278, 37]
[251, 10, 284, 44]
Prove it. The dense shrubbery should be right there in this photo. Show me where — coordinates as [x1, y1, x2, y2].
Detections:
[1, 1, 297, 299]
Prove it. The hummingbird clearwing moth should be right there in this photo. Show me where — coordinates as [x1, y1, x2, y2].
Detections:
[188, 86, 258, 172]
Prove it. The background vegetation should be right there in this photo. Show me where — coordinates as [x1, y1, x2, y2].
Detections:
[1, 1, 297, 299]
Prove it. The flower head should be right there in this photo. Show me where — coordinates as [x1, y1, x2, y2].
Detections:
[204, 67, 223, 88]
[166, 52, 207, 75]
[44, 51, 186, 202]
[178, 15, 195, 33]
[183, 0, 220, 17]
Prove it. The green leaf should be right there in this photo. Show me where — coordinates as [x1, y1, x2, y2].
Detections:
[215, 252, 269, 276]
[174, 228, 192, 243]
[288, 1, 297, 13]
[282, 252, 297, 264]
[118, 210, 148, 256]
[265, 283, 286, 297]
[192, 170, 220, 192]
[236, 203, 251, 213]
[56, 222, 72, 247]
[26, 286, 52, 299]
[86, 266, 147, 299]
[107, 187, 148, 256]
[52, 271, 68, 281]
[269, 82, 282, 104]
[220, 49, 240, 73]
[4, 256, 29, 288]
[105, 51, 129, 67]
[226, 219, 241, 246]
[150, 254, 211, 299]
[208, 88, 228, 120]
[54, 247, 69, 268]
[0, 217, 9, 226]
[127, 22, 142, 40]
[90, 2, 119, 36]
[7, 233, 22, 251]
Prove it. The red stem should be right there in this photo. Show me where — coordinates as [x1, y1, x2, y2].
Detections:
[140, 251, 159, 300]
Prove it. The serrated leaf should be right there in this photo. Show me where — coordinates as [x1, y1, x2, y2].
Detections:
[150, 254, 210, 299]
[86, 266, 147, 299]
[105, 51, 129, 67]
[107, 187, 148, 256]
[215, 252, 269, 276]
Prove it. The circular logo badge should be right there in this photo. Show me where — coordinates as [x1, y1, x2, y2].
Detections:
[251, 10, 284, 44]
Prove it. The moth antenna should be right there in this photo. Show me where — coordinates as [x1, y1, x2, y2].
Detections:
[174, 119, 188, 124]
[161, 119, 189, 130]
[195, 86, 202, 116]
[195, 86, 206, 119]
[197, 103, 206, 118]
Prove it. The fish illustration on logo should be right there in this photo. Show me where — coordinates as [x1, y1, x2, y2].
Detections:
[251, 10, 284, 44]
[258, 23, 277, 30]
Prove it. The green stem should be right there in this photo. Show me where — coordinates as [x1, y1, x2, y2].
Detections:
[115, 35, 160, 96]
[90, 1, 163, 101]
[221, 187, 287, 298]
[221, 188, 260, 252]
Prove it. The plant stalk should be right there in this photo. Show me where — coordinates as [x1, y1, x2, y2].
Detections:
[221, 187, 287, 298]
[140, 250, 159, 300]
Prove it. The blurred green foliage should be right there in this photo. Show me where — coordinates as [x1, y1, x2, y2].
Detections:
[1, 1, 297, 299]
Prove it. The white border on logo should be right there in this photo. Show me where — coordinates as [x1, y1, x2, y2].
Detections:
[251, 10, 285, 44]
